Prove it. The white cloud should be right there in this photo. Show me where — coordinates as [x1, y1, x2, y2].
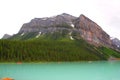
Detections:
[0, 0, 120, 39]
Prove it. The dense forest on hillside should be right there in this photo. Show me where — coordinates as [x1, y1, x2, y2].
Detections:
[0, 39, 120, 62]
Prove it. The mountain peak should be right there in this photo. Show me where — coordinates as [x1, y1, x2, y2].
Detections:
[2, 34, 11, 39]
[111, 38, 120, 50]
[60, 13, 74, 16]
[61, 13, 70, 15]
[19, 13, 76, 33]
[79, 14, 102, 30]
[74, 14, 111, 46]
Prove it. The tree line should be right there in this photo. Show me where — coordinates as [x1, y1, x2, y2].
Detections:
[0, 39, 109, 62]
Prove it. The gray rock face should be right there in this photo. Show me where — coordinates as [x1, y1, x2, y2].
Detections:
[111, 38, 120, 50]
[18, 13, 112, 47]
[2, 34, 11, 39]
[19, 13, 77, 33]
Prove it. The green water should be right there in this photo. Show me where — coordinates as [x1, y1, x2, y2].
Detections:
[0, 61, 120, 80]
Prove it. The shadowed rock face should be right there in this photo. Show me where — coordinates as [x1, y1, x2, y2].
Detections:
[18, 13, 111, 46]
[111, 38, 120, 50]
[2, 34, 11, 39]
[74, 14, 111, 46]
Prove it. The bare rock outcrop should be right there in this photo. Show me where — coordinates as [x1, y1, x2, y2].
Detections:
[19, 13, 77, 33]
[74, 14, 111, 46]
[2, 34, 11, 39]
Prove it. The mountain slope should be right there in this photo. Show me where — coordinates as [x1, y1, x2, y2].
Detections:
[74, 14, 111, 46]
[19, 13, 76, 33]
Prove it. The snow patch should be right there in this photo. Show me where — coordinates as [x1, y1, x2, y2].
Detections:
[21, 33, 24, 36]
[70, 36, 74, 40]
[42, 18, 47, 20]
[36, 32, 41, 38]
[71, 24, 74, 28]
[69, 32, 74, 40]
[110, 37, 115, 40]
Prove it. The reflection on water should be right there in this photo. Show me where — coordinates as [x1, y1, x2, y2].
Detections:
[0, 61, 120, 80]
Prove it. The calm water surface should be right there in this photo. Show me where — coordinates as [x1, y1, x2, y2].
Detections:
[0, 61, 120, 80]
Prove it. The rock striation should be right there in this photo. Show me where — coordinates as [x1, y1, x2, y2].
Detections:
[74, 14, 111, 46]
[17, 13, 112, 47]
[19, 13, 77, 33]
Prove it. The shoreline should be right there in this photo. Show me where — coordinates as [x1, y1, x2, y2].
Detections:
[0, 60, 120, 64]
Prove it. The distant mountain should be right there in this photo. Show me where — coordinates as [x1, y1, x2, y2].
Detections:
[111, 38, 120, 50]
[2, 34, 11, 39]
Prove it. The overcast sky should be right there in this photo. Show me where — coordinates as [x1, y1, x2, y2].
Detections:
[0, 0, 120, 39]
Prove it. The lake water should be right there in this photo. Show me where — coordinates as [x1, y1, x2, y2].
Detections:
[0, 61, 120, 80]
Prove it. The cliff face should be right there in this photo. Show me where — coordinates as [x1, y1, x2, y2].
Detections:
[19, 13, 76, 33]
[15, 13, 112, 47]
[74, 14, 111, 46]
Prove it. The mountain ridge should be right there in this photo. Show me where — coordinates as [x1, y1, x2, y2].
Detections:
[11, 13, 110, 47]
[19, 13, 76, 33]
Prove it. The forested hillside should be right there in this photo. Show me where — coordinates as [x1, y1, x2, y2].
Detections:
[0, 39, 120, 62]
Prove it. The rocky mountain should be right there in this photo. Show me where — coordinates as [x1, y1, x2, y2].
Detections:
[1, 13, 120, 61]
[2, 34, 11, 39]
[111, 38, 120, 50]
[10, 13, 111, 47]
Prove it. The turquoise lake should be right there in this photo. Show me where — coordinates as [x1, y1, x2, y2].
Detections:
[0, 61, 120, 80]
